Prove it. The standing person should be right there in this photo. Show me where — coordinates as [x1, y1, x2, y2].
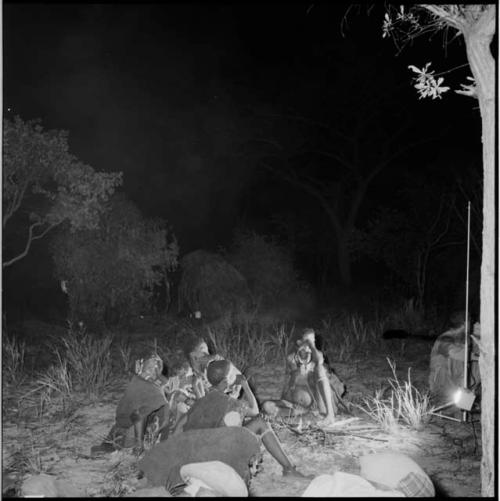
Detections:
[262, 328, 346, 427]
[174, 359, 311, 479]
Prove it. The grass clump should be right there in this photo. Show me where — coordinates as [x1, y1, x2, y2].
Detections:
[2, 334, 27, 386]
[358, 358, 433, 432]
[36, 353, 75, 416]
[320, 313, 381, 361]
[57, 323, 114, 400]
[206, 313, 272, 374]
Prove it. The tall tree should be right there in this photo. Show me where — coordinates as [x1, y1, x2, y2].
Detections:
[252, 44, 431, 285]
[3, 116, 122, 268]
[380, 5, 495, 495]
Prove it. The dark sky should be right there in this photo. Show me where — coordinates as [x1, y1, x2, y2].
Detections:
[3, 3, 483, 306]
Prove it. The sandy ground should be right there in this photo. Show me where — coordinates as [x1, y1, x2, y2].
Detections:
[2, 335, 481, 497]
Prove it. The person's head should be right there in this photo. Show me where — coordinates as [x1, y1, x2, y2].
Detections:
[135, 353, 164, 381]
[295, 345, 312, 365]
[206, 359, 236, 389]
[185, 337, 209, 357]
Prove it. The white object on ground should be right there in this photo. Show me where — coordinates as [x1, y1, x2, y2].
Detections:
[302, 472, 404, 497]
[360, 452, 435, 496]
[21, 474, 82, 498]
[180, 461, 248, 497]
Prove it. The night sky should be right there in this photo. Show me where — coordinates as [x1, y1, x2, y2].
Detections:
[3, 3, 483, 319]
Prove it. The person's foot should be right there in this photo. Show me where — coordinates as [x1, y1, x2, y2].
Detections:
[262, 401, 280, 418]
[90, 443, 115, 458]
[282, 466, 314, 479]
[316, 416, 336, 428]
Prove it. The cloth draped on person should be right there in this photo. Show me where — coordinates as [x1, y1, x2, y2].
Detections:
[104, 375, 169, 449]
[138, 427, 261, 489]
[182, 388, 247, 431]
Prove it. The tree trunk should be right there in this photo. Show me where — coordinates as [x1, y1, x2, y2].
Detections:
[465, 12, 496, 496]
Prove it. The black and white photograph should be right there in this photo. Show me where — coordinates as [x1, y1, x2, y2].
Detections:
[2, 2, 497, 497]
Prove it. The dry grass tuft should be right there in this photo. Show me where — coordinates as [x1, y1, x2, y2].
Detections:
[2, 334, 27, 386]
[358, 358, 433, 432]
[58, 323, 114, 400]
[206, 313, 273, 374]
[320, 313, 382, 361]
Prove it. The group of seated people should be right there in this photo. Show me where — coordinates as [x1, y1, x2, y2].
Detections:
[91, 327, 347, 482]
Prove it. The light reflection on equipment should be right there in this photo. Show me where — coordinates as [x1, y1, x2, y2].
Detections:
[429, 387, 476, 422]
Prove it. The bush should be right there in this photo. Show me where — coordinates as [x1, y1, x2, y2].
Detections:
[51, 194, 179, 328]
[227, 230, 301, 310]
[358, 358, 433, 432]
[320, 313, 382, 362]
[56, 323, 114, 399]
[205, 311, 275, 374]
[2, 334, 27, 386]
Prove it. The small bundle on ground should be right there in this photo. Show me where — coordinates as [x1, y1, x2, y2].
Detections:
[178, 250, 252, 320]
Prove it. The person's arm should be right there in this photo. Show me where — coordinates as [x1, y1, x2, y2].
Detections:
[235, 374, 259, 417]
[172, 413, 188, 435]
[302, 332, 324, 365]
[281, 354, 298, 400]
[302, 331, 336, 423]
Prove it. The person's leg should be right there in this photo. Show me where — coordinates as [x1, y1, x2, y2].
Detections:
[315, 364, 336, 425]
[262, 400, 307, 419]
[244, 417, 311, 478]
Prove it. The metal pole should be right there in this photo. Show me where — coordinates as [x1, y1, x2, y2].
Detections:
[462, 201, 471, 422]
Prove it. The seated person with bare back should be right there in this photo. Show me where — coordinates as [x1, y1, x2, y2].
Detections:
[174, 359, 310, 479]
[90, 353, 171, 457]
[263, 328, 346, 427]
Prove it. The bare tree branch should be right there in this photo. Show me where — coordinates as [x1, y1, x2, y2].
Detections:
[419, 4, 467, 32]
[3, 220, 61, 268]
[3, 179, 30, 228]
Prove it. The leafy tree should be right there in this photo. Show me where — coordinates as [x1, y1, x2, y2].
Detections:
[379, 5, 495, 494]
[51, 195, 179, 327]
[3, 116, 122, 268]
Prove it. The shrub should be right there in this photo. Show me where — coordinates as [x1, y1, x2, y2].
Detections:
[320, 313, 382, 362]
[358, 358, 433, 432]
[227, 230, 301, 309]
[36, 353, 74, 416]
[179, 250, 251, 319]
[56, 323, 114, 399]
[51, 194, 179, 328]
[206, 312, 273, 374]
[2, 334, 27, 386]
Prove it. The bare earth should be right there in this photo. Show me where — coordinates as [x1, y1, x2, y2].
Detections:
[2, 333, 481, 497]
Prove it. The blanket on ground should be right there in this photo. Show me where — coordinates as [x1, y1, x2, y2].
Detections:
[138, 427, 261, 489]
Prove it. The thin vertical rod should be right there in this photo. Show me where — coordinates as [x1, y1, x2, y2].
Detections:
[464, 202, 471, 388]
[462, 201, 471, 422]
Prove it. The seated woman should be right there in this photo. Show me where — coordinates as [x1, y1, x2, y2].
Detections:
[262, 328, 346, 427]
[91, 353, 187, 457]
[174, 359, 310, 479]
[184, 336, 235, 398]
